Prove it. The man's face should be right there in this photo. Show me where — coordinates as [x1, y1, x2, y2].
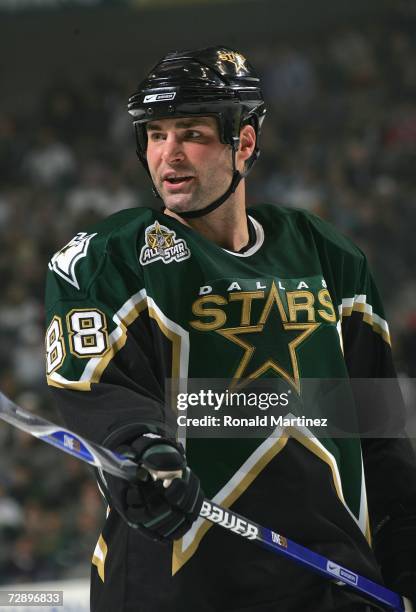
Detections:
[145, 116, 233, 214]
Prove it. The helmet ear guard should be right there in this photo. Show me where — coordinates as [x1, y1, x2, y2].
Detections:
[128, 46, 266, 217]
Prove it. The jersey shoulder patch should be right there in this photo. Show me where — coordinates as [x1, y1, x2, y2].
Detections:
[48, 232, 97, 289]
[139, 220, 191, 266]
[47, 208, 157, 291]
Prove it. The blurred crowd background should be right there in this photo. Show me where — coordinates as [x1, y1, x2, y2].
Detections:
[1, 0, 415, 587]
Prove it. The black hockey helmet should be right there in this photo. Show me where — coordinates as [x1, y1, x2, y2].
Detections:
[128, 46, 266, 218]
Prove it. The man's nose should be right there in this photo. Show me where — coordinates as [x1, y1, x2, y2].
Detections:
[161, 134, 185, 163]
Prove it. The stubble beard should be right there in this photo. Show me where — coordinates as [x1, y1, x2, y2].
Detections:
[162, 164, 232, 215]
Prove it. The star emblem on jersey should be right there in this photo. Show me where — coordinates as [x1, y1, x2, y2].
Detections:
[216, 282, 320, 393]
[48, 232, 97, 290]
[139, 222, 191, 266]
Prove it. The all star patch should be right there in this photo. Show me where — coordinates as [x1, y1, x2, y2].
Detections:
[139, 221, 191, 266]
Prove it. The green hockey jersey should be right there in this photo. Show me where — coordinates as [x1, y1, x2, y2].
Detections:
[45, 205, 414, 612]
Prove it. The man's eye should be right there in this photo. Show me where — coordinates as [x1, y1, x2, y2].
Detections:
[185, 130, 201, 139]
[149, 133, 165, 141]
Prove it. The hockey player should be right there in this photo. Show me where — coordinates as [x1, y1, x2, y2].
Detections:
[45, 47, 416, 611]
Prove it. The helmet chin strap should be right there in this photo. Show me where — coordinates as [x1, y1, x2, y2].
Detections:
[155, 146, 249, 220]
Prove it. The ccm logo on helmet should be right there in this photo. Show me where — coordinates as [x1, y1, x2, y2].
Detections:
[143, 92, 177, 103]
[200, 501, 258, 540]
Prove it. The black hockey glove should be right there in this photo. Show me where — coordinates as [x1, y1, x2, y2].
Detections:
[105, 434, 204, 542]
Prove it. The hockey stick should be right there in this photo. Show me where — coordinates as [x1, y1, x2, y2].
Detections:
[0, 391, 408, 612]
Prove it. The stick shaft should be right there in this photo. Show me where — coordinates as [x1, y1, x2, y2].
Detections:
[0, 391, 138, 480]
[0, 391, 405, 611]
[200, 499, 404, 610]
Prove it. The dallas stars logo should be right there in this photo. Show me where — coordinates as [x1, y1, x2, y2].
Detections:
[139, 221, 191, 266]
[190, 278, 337, 393]
[216, 282, 319, 393]
[217, 50, 248, 73]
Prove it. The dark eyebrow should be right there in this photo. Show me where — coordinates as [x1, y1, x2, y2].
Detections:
[146, 118, 214, 131]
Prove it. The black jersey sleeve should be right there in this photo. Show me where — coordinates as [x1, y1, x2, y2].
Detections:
[340, 255, 416, 598]
[45, 229, 176, 450]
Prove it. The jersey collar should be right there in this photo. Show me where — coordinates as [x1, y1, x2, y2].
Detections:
[222, 215, 264, 257]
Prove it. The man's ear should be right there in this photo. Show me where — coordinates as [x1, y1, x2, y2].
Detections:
[237, 124, 256, 171]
